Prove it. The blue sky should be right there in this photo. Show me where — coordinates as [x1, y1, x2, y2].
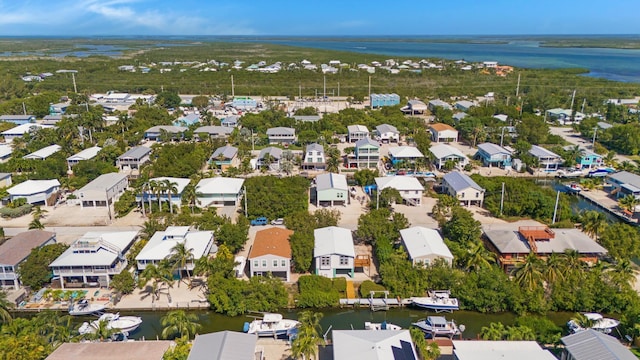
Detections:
[0, 0, 637, 36]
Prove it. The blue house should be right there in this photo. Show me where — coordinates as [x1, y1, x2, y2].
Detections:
[0, 115, 36, 125]
[576, 149, 603, 169]
[370, 93, 400, 108]
[173, 113, 200, 126]
[231, 96, 257, 109]
[475, 143, 512, 168]
[221, 116, 239, 127]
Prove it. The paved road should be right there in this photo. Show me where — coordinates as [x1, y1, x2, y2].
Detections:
[549, 126, 632, 163]
[4, 226, 141, 244]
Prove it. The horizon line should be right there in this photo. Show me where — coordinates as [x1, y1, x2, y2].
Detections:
[0, 33, 639, 38]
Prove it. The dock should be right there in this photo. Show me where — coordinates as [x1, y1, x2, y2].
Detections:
[339, 297, 413, 310]
[576, 189, 638, 225]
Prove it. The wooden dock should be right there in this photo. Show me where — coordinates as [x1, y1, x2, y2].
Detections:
[576, 190, 638, 225]
[339, 297, 412, 310]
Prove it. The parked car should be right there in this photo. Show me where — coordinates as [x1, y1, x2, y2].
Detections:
[251, 217, 268, 226]
[271, 218, 284, 225]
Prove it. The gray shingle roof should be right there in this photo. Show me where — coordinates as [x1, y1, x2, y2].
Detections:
[477, 143, 511, 156]
[561, 329, 636, 360]
[355, 138, 379, 148]
[266, 127, 295, 135]
[442, 171, 483, 192]
[376, 124, 399, 134]
[258, 147, 283, 160]
[306, 143, 324, 153]
[608, 171, 640, 190]
[188, 331, 257, 360]
[212, 145, 238, 160]
[529, 145, 560, 158]
[118, 146, 151, 160]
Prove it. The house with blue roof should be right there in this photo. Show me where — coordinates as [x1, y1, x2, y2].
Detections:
[475, 143, 512, 168]
[442, 171, 485, 206]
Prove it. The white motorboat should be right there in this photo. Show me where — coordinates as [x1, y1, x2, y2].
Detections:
[79, 313, 143, 335]
[69, 299, 106, 316]
[412, 316, 461, 338]
[243, 313, 299, 337]
[565, 182, 582, 194]
[364, 321, 402, 331]
[567, 313, 620, 334]
[556, 168, 585, 178]
[412, 290, 459, 312]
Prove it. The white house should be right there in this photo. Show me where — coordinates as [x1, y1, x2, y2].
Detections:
[248, 228, 293, 282]
[388, 146, 425, 165]
[453, 341, 556, 360]
[375, 124, 400, 143]
[50, 231, 139, 289]
[266, 127, 296, 144]
[375, 176, 424, 206]
[0, 144, 13, 162]
[67, 146, 102, 169]
[347, 125, 370, 142]
[429, 123, 458, 143]
[210, 145, 240, 171]
[314, 226, 355, 278]
[7, 179, 60, 205]
[195, 177, 245, 207]
[315, 173, 349, 206]
[400, 227, 453, 266]
[116, 146, 151, 171]
[429, 144, 469, 169]
[139, 177, 191, 208]
[442, 171, 485, 206]
[256, 147, 283, 170]
[529, 145, 563, 171]
[74, 173, 128, 208]
[0, 230, 56, 289]
[302, 143, 325, 170]
[136, 226, 215, 271]
[428, 99, 453, 111]
[144, 125, 187, 141]
[1, 123, 52, 142]
[189, 331, 259, 360]
[23, 144, 61, 160]
[401, 100, 428, 115]
[332, 330, 418, 360]
[194, 125, 233, 139]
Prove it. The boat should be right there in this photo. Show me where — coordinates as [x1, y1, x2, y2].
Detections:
[364, 321, 402, 331]
[243, 313, 300, 337]
[79, 313, 143, 335]
[68, 299, 106, 316]
[556, 168, 585, 178]
[567, 313, 620, 334]
[411, 290, 459, 312]
[565, 182, 582, 194]
[412, 316, 461, 338]
[588, 167, 615, 177]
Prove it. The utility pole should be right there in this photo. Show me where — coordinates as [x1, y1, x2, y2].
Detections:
[500, 182, 505, 216]
[570, 89, 576, 110]
[231, 75, 235, 98]
[506, 96, 510, 107]
[71, 72, 78, 93]
[500, 127, 507, 147]
[592, 127, 598, 149]
[22, 102, 26, 115]
[323, 76, 326, 99]
[515, 73, 521, 97]
[368, 76, 371, 104]
[581, 98, 586, 114]
[552, 191, 560, 224]
[243, 186, 248, 217]
[251, 129, 255, 151]
[299, 84, 302, 100]
[337, 82, 340, 97]
[376, 189, 380, 210]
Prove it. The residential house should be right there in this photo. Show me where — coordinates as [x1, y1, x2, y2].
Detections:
[607, 171, 640, 199]
[493, 114, 509, 122]
[560, 329, 636, 360]
[75, 173, 128, 208]
[401, 99, 428, 115]
[441, 171, 485, 206]
[429, 144, 468, 169]
[399, 226, 453, 266]
[454, 100, 476, 112]
[136, 226, 215, 271]
[388, 146, 424, 165]
[50, 231, 138, 288]
[266, 127, 296, 145]
[429, 123, 458, 143]
[314, 226, 355, 278]
[0, 173, 12, 187]
[375, 124, 400, 143]
[7, 179, 60, 205]
[483, 221, 607, 272]
[0, 230, 56, 289]
[575, 148, 603, 169]
[248, 228, 293, 282]
[116, 146, 151, 170]
[302, 143, 325, 170]
[67, 146, 102, 169]
[331, 330, 418, 360]
[428, 99, 453, 111]
[547, 108, 586, 124]
[23, 144, 62, 160]
[210, 145, 239, 171]
[194, 125, 233, 140]
[0, 114, 36, 125]
[188, 331, 259, 360]
[375, 176, 424, 206]
[173, 113, 200, 126]
[315, 173, 349, 206]
[292, 115, 322, 123]
[453, 340, 556, 360]
[347, 125, 370, 142]
[138, 177, 190, 208]
[195, 177, 245, 207]
[46, 341, 174, 360]
[257, 147, 283, 170]
[144, 125, 187, 141]
[220, 116, 239, 127]
[0, 145, 12, 162]
[529, 145, 563, 171]
[1, 123, 52, 142]
[231, 96, 257, 109]
[370, 93, 400, 108]
[348, 138, 380, 169]
[475, 143, 512, 168]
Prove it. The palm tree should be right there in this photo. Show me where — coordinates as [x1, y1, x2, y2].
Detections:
[170, 242, 195, 287]
[292, 311, 325, 360]
[480, 322, 505, 340]
[512, 252, 544, 291]
[463, 241, 496, 271]
[619, 194, 638, 214]
[0, 290, 13, 324]
[181, 185, 201, 214]
[138, 262, 173, 302]
[580, 210, 608, 240]
[609, 258, 635, 287]
[28, 217, 44, 230]
[604, 151, 617, 168]
[87, 319, 117, 342]
[140, 219, 163, 240]
[162, 179, 179, 214]
[31, 206, 48, 220]
[153, 180, 167, 211]
[543, 252, 566, 284]
[161, 310, 201, 339]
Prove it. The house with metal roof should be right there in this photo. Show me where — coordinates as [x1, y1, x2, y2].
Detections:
[23, 144, 62, 160]
[348, 138, 380, 169]
[67, 146, 102, 169]
[546, 108, 586, 124]
[257, 147, 283, 170]
[331, 330, 418, 360]
[173, 113, 200, 126]
[116, 146, 151, 170]
[210, 145, 239, 171]
[347, 125, 370, 142]
[0, 172, 11, 188]
[302, 143, 325, 170]
[221, 115, 239, 127]
[7, 179, 60, 205]
[195, 125, 233, 140]
[188, 331, 258, 360]
[74, 173, 128, 208]
[452, 340, 556, 360]
[315, 173, 348, 206]
[400, 226, 453, 266]
[0, 114, 36, 125]
[560, 329, 636, 360]
[144, 125, 187, 141]
[441, 171, 484, 206]
[428, 99, 453, 111]
[0, 230, 56, 289]
[1, 123, 52, 142]
[50, 230, 138, 288]
[454, 100, 476, 112]
[0, 144, 12, 162]
[136, 226, 215, 271]
[529, 145, 563, 171]
[429, 144, 468, 169]
[388, 146, 424, 164]
[248, 228, 293, 282]
[401, 99, 428, 115]
[195, 177, 245, 207]
[314, 226, 355, 278]
[429, 123, 458, 143]
[574, 148, 603, 170]
[138, 177, 190, 208]
[607, 171, 640, 199]
[46, 340, 174, 360]
[370, 93, 401, 109]
[292, 115, 322, 122]
[266, 127, 296, 144]
[483, 221, 607, 272]
[375, 124, 400, 143]
[375, 176, 424, 206]
[475, 143, 512, 168]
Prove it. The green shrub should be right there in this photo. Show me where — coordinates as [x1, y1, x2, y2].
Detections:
[359, 280, 387, 298]
[332, 277, 347, 293]
[0, 204, 32, 218]
[298, 274, 334, 293]
[297, 275, 341, 308]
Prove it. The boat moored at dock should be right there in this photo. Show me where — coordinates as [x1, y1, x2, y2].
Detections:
[411, 290, 459, 312]
[243, 313, 299, 337]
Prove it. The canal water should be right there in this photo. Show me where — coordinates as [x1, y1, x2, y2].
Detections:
[537, 179, 619, 223]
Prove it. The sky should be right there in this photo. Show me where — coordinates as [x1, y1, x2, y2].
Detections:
[0, 0, 638, 36]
